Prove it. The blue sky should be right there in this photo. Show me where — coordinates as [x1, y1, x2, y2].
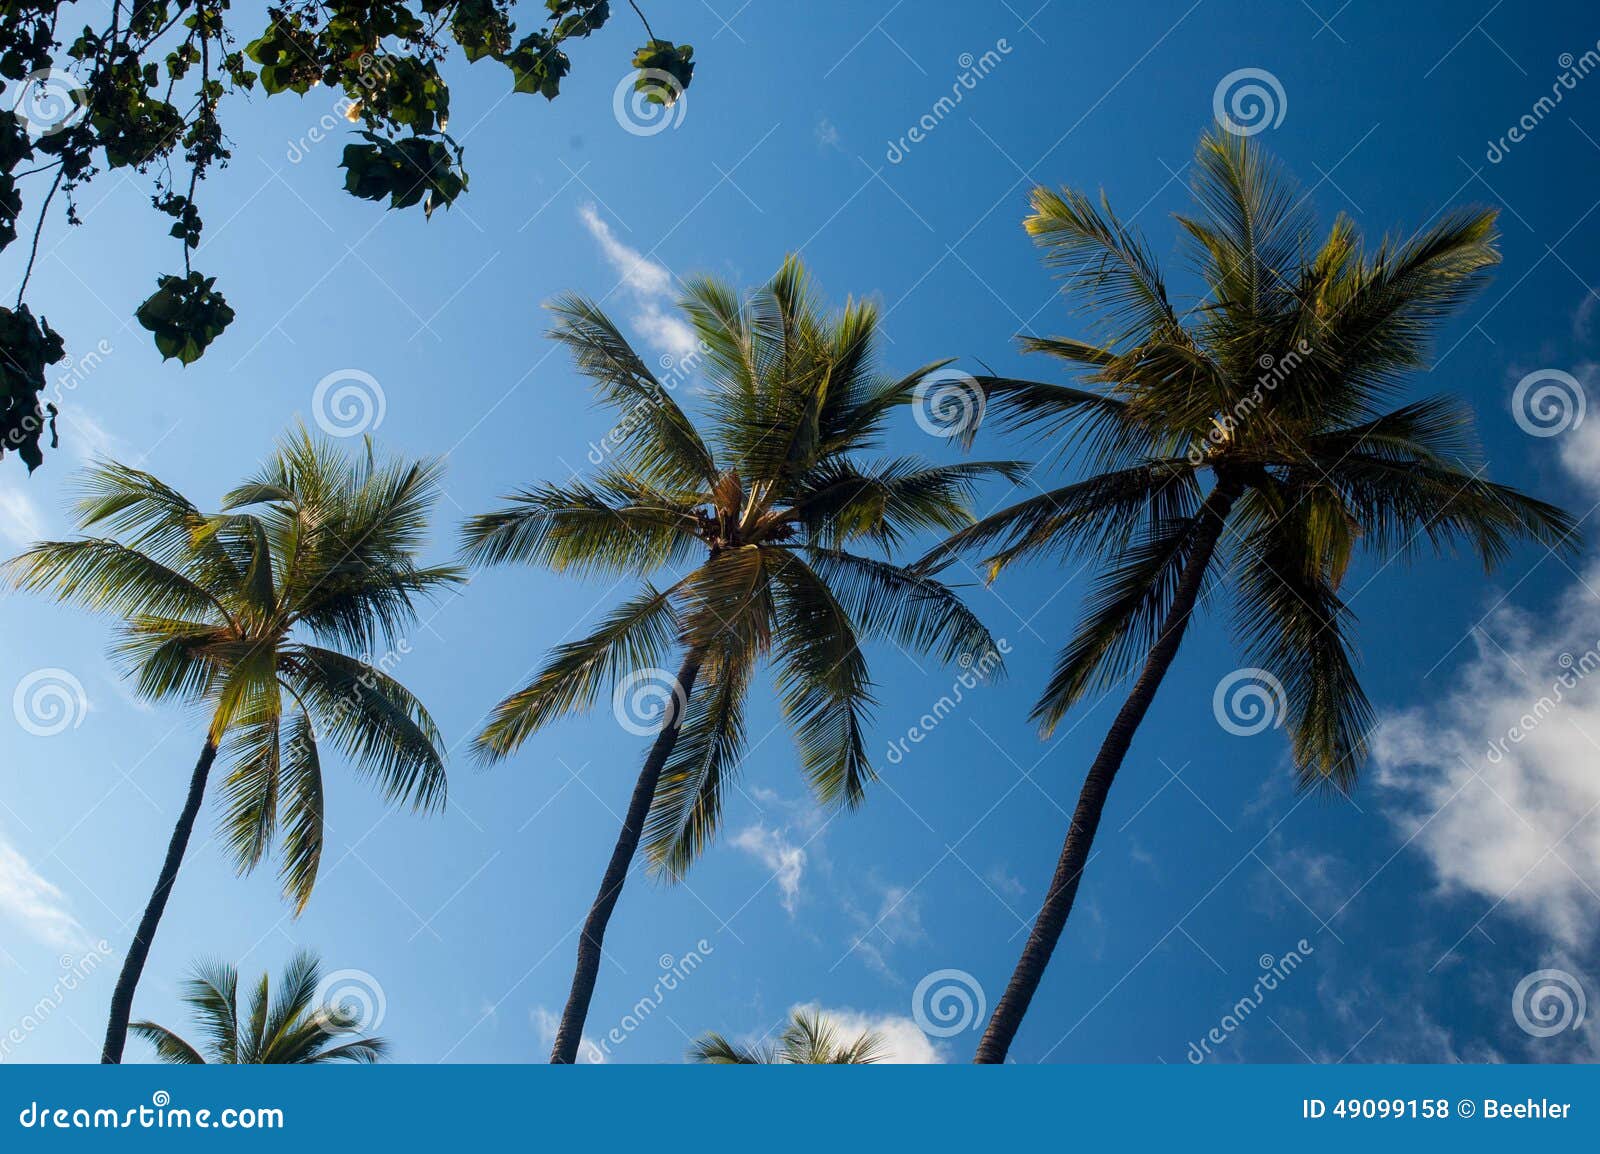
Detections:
[3, 0, 1600, 1064]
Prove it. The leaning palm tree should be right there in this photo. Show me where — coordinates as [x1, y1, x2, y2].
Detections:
[463, 257, 1020, 1063]
[6, 426, 460, 1063]
[690, 1007, 885, 1064]
[132, 951, 387, 1063]
[921, 129, 1577, 1062]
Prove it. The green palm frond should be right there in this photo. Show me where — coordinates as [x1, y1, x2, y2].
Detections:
[136, 952, 387, 1064]
[466, 257, 1005, 877]
[459, 476, 702, 575]
[932, 130, 1577, 786]
[473, 581, 684, 762]
[285, 645, 447, 813]
[689, 1008, 885, 1064]
[644, 649, 753, 878]
[546, 293, 719, 489]
[8, 428, 455, 917]
[128, 1020, 206, 1064]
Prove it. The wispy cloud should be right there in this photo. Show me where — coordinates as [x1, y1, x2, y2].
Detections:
[576, 203, 698, 361]
[531, 1005, 606, 1064]
[0, 485, 44, 549]
[0, 830, 89, 950]
[842, 880, 927, 980]
[731, 823, 806, 915]
[1374, 406, 1600, 951]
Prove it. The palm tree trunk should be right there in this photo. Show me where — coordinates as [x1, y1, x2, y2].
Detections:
[549, 651, 703, 1063]
[101, 739, 218, 1063]
[974, 477, 1242, 1063]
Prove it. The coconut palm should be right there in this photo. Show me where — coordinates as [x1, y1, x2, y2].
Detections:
[132, 951, 387, 1063]
[690, 1007, 885, 1064]
[6, 427, 460, 1063]
[463, 257, 1020, 1063]
[920, 130, 1578, 1062]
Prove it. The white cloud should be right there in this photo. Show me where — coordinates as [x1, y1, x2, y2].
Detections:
[842, 881, 927, 979]
[789, 1002, 945, 1063]
[531, 1005, 606, 1064]
[731, 823, 806, 915]
[1373, 418, 1600, 950]
[59, 408, 123, 463]
[0, 831, 89, 950]
[0, 484, 44, 548]
[576, 203, 698, 361]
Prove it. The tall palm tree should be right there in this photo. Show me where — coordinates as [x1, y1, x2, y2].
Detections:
[6, 427, 460, 1063]
[463, 257, 1021, 1063]
[690, 1007, 885, 1064]
[132, 951, 387, 1063]
[921, 130, 1578, 1062]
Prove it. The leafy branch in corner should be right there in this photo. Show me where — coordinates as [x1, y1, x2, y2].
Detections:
[0, 0, 694, 470]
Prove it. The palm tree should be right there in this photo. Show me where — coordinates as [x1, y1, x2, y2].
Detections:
[690, 1007, 885, 1064]
[6, 427, 460, 1063]
[132, 951, 387, 1063]
[921, 130, 1578, 1062]
[463, 257, 1020, 1063]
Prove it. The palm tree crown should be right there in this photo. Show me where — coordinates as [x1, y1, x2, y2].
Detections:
[464, 256, 1020, 874]
[132, 951, 387, 1063]
[929, 128, 1575, 789]
[690, 1007, 885, 1064]
[6, 427, 461, 907]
